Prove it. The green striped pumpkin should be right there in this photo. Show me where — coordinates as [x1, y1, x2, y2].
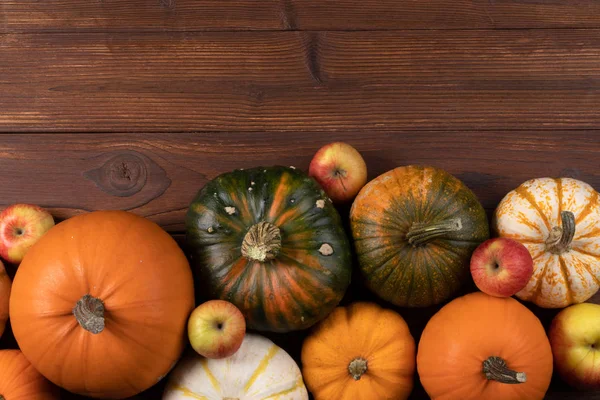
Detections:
[349, 165, 489, 307]
[185, 166, 352, 333]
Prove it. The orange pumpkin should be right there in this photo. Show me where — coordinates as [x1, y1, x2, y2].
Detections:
[417, 292, 553, 400]
[0, 261, 10, 339]
[9, 211, 195, 399]
[494, 177, 600, 308]
[301, 302, 415, 400]
[0, 349, 59, 400]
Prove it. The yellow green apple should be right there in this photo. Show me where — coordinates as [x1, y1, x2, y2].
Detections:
[187, 300, 246, 359]
[549, 302, 600, 390]
[308, 142, 367, 204]
[0, 204, 55, 264]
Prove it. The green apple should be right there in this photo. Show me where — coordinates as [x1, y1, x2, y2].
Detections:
[187, 300, 246, 359]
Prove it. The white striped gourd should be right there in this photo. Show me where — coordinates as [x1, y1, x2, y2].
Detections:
[163, 334, 308, 400]
[494, 177, 600, 308]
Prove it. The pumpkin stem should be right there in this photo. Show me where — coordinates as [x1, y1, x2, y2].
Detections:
[348, 357, 368, 381]
[241, 221, 282, 262]
[73, 294, 105, 334]
[406, 218, 463, 246]
[0, 394, 4, 400]
[483, 356, 526, 384]
[546, 211, 576, 254]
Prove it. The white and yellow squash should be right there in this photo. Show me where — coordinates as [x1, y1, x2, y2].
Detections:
[494, 177, 600, 308]
[163, 334, 308, 400]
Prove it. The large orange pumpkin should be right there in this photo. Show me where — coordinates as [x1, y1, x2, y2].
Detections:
[0, 349, 59, 400]
[9, 211, 195, 399]
[301, 302, 415, 400]
[0, 261, 10, 339]
[417, 292, 553, 400]
[494, 177, 600, 308]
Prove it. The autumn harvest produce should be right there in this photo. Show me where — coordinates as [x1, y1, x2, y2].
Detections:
[494, 177, 600, 308]
[417, 292, 554, 400]
[187, 299, 246, 359]
[0, 261, 9, 340]
[0, 203, 54, 264]
[301, 302, 416, 400]
[350, 165, 489, 307]
[0, 349, 59, 400]
[9, 211, 195, 399]
[549, 303, 600, 390]
[185, 165, 352, 332]
[163, 333, 308, 400]
[470, 237, 534, 297]
[308, 142, 368, 204]
[2, 140, 600, 400]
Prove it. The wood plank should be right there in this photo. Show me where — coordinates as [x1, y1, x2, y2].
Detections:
[0, 131, 597, 233]
[2, 30, 600, 133]
[3, 0, 600, 32]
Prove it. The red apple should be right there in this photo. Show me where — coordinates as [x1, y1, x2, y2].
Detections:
[187, 300, 246, 359]
[549, 303, 600, 390]
[0, 204, 55, 264]
[470, 237, 533, 297]
[308, 142, 367, 204]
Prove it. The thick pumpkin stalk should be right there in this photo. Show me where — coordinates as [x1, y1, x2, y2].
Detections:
[406, 218, 463, 247]
[73, 294, 105, 334]
[241, 222, 282, 262]
[546, 211, 576, 254]
[483, 356, 526, 384]
[348, 357, 368, 381]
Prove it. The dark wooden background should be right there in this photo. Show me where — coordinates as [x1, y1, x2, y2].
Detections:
[2, 1, 600, 399]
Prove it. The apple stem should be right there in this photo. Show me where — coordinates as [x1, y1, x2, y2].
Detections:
[483, 356, 527, 384]
[546, 211, 576, 254]
[73, 294, 105, 334]
[241, 221, 282, 262]
[406, 218, 463, 247]
[348, 357, 368, 380]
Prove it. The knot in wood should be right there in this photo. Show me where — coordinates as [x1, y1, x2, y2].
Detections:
[85, 152, 148, 197]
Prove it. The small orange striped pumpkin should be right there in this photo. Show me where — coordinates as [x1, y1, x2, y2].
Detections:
[494, 177, 600, 308]
[163, 334, 308, 400]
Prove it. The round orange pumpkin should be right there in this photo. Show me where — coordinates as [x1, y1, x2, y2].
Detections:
[417, 292, 553, 400]
[9, 211, 195, 399]
[301, 302, 415, 400]
[0, 261, 10, 339]
[0, 349, 59, 400]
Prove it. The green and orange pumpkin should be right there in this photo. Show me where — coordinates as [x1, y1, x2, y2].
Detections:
[185, 166, 352, 333]
[350, 165, 489, 307]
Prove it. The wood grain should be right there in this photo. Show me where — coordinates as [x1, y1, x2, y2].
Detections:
[3, 0, 600, 32]
[2, 30, 600, 132]
[0, 131, 597, 233]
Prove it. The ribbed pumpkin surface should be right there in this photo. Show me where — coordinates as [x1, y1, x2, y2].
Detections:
[350, 165, 489, 307]
[185, 166, 352, 332]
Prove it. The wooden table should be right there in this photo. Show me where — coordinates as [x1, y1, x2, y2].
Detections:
[2, 1, 600, 399]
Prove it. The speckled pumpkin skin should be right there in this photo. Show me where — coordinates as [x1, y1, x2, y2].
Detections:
[185, 166, 352, 333]
[350, 165, 489, 308]
[494, 177, 600, 308]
